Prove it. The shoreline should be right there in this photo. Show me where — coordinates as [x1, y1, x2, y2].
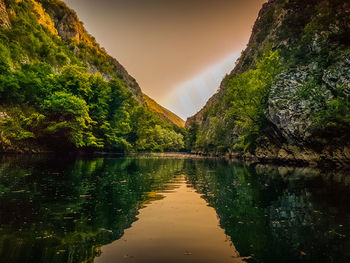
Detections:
[1, 150, 349, 169]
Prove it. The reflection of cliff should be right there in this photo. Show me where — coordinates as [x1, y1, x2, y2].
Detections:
[267, 184, 350, 262]
[0, 156, 184, 263]
[184, 160, 350, 263]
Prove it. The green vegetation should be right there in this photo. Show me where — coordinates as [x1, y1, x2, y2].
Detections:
[313, 97, 350, 133]
[0, 63, 184, 152]
[224, 51, 280, 151]
[0, 0, 184, 152]
[187, 51, 281, 153]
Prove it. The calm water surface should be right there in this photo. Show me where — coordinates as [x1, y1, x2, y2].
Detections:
[0, 155, 349, 263]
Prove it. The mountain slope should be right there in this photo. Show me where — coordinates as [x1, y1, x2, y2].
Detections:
[142, 94, 185, 128]
[0, 0, 184, 152]
[37, 0, 145, 102]
[38, 0, 184, 131]
[0, 0, 143, 101]
[186, 0, 350, 166]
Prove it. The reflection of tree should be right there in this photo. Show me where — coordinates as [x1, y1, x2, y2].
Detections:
[183, 160, 350, 263]
[0, 156, 184, 263]
[184, 160, 271, 260]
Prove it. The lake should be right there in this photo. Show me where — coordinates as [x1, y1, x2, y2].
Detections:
[0, 154, 349, 263]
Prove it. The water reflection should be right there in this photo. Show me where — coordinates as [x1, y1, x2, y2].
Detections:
[0, 155, 349, 263]
[185, 161, 350, 263]
[96, 175, 247, 263]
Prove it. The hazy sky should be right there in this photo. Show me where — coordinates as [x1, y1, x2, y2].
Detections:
[63, 0, 266, 119]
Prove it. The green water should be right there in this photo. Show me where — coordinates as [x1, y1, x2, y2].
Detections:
[0, 155, 349, 263]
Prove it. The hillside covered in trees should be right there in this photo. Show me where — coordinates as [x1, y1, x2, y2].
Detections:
[186, 0, 350, 166]
[142, 93, 185, 128]
[0, 0, 184, 152]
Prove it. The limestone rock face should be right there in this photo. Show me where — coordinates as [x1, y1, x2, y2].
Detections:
[267, 68, 334, 144]
[322, 57, 350, 97]
[267, 54, 350, 146]
[0, 0, 10, 28]
[263, 57, 350, 166]
[47, 8, 92, 45]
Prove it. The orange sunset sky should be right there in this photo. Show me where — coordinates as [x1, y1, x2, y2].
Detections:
[63, 0, 266, 119]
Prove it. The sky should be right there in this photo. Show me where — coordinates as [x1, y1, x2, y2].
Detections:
[63, 0, 266, 120]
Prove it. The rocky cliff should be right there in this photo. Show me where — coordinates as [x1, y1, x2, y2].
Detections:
[186, 0, 350, 167]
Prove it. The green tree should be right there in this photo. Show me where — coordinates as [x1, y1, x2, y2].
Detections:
[42, 91, 102, 148]
[224, 50, 280, 151]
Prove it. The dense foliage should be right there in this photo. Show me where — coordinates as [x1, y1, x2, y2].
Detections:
[187, 51, 281, 153]
[0, 63, 184, 151]
[0, 0, 184, 152]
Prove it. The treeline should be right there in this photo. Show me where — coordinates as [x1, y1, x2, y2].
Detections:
[0, 64, 184, 152]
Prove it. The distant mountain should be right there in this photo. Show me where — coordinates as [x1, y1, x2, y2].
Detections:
[143, 94, 185, 128]
[0, 0, 184, 152]
[186, 0, 350, 166]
